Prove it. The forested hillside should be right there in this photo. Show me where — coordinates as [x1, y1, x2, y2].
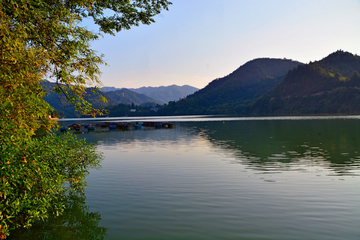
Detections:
[248, 50, 360, 115]
[158, 58, 301, 115]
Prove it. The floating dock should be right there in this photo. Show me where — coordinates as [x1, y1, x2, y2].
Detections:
[60, 121, 174, 133]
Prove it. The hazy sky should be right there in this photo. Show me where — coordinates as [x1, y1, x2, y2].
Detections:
[85, 0, 360, 89]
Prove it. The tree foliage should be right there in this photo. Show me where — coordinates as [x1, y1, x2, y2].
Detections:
[0, 0, 171, 238]
[7, 191, 108, 240]
[1, 0, 171, 121]
[0, 133, 103, 238]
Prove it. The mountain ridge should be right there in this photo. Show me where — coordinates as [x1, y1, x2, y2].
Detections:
[247, 50, 360, 115]
[44, 50, 360, 117]
[158, 57, 301, 115]
[105, 88, 159, 106]
[43, 82, 160, 117]
[102, 84, 199, 104]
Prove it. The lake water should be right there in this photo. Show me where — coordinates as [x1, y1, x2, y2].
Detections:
[9, 116, 360, 239]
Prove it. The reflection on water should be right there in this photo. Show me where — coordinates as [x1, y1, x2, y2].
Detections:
[12, 117, 360, 240]
[184, 120, 360, 176]
[80, 117, 360, 240]
[86, 118, 360, 176]
[8, 192, 108, 240]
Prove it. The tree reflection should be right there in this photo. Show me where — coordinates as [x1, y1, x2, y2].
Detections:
[8, 192, 108, 240]
[185, 120, 360, 176]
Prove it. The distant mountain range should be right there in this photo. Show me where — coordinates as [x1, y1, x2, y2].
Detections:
[44, 50, 360, 117]
[43, 82, 199, 117]
[102, 85, 199, 104]
[104, 88, 159, 106]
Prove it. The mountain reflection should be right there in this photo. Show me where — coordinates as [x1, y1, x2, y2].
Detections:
[184, 120, 360, 176]
[78, 118, 360, 177]
[8, 192, 108, 240]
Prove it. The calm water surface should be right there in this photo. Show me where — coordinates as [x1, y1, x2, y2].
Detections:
[10, 116, 360, 240]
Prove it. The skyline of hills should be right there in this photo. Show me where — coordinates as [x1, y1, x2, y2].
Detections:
[43, 83, 198, 117]
[43, 50, 360, 117]
[102, 84, 199, 104]
[248, 50, 360, 115]
[105, 88, 160, 106]
[158, 58, 301, 115]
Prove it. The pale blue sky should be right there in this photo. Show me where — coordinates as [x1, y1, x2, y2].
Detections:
[86, 0, 360, 89]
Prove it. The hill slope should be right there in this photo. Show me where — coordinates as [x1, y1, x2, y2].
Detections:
[158, 58, 301, 115]
[248, 50, 360, 115]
